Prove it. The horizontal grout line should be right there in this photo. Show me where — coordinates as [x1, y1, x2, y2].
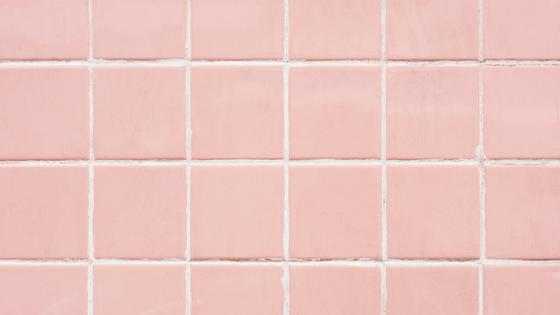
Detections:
[1, 159, 560, 166]
[2, 259, 560, 265]
[2, 59, 560, 67]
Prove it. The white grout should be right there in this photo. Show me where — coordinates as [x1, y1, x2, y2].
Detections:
[87, 1, 94, 314]
[283, 2, 291, 314]
[380, 1, 388, 314]
[478, 1, 485, 314]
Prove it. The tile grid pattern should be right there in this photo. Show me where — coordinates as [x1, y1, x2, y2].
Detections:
[1, 2, 560, 315]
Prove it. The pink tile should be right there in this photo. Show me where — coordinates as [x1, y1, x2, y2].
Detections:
[387, 265, 479, 315]
[484, 66, 560, 159]
[290, 265, 381, 315]
[93, 264, 186, 315]
[94, 165, 187, 259]
[191, 0, 283, 60]
[190, 165, 284, 260]
[289, 66, 382, 159]
[0, 0, 88, 60]
[0, 66, 89, 160]
[485, 165, 560, 260]
[93, 0, 186, 59]
[484, 0, 560, 60]
[191, 65, 284, 159]
[0, 166, 88, 259]
[191, 264, 284, 315]
[387, 0, 479, 60]
[387, 165, 480, 259]
[484, 264, 560, 315]
[387, 66, 479, 159]
[0, 265, 88, 315]
[289, 165, 382, 260]
[289, 0, 382, 60]
[93, 66, 186, 160]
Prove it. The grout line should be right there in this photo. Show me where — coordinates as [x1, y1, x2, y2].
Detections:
[87, 1, 94, 314]
[283, 2, 290, 315]
[380, 0, 388, 314]
[4, 158, 560, 166]
[478, 1, 485, 314]
[3, 258, 559, 265]
[3, 59, 560, 66]
[186, 1, 192, 315]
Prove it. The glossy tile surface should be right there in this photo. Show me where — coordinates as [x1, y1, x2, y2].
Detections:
[387, 165, 480, 259]
[191, 264, 284, 315]
[94, 165, 187, 259]
[190, 165, 284, 260]
[0, 165, 88, 259]
[289, 165, 382, 260]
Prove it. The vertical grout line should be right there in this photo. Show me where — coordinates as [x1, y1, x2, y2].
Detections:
[380, 0, 387, 315]
[185, 1, 192, 315]
[478, 1, 485, 315]
[87, 1, 94, 314]
[283, 1, 290, 315]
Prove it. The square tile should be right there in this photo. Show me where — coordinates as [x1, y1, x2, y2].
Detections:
[191, 65, 284, 159]
[290, 265, 381, 315]
[191, 264, 284, 315]
[484, 264, 560, 315]
[387, 66, 479, 159]
[485, 165, 560, 260]
[484, 0, 560, 59]
[0, 66, 89, 160]
[483, 66, 560, 159]
[190, 165, 284, 260]
[191, 0, 283, 60]
[93, 0, 186, 59]
[94, 165, 187, 259]
[0, 166, 88, 259]
[289, 66, 382, 159]
[93, 66, 186, 160]
[93, 264, 186, 315]
[387, 165, 480, 259]
[289, 0, 382, 60]
[387, 265, 479, 315]
[0, 0, 88, 60]
[0, 265, 88, 314]
[289, 165, 382, 260]
[387, 0, 479, 60]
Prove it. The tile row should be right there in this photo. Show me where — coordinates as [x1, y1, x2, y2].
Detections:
[1, 164, 560, 260]
[2, 65, 560, 160]
[1, 263, 559, 315]
[1, 0, 559, 60]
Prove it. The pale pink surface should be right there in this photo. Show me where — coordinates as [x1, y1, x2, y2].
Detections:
[387, 265, 479, 315]
[191, 264, 284, 315]
[0, 66, 89, 160]
[484, 0, 560, 59]
[387, 66, 479, 159]
[485, 165, 560, 260]
[290, 265, 381, 315]
[290, 165, 382, 260]
[484, 66, 560, 159]
[387, 0, 479, 60]
[289, 66, 382, 159]
[0, 166, 88, 259]
[0, 0, 88, 60]
[94, 165, 187, 259]
[387, 165, 480, 259]
[93, 66, 186, 160]
[484, 264, 560, 315]
[0, 265, 87, 315]
[190, 165, 284, 260]
[191, 0, 283, 60]
[93, 0, 186, 59]
[191, 65, 284, 159]
[289, 0, 381, 60]
[93, 264, 186, 315]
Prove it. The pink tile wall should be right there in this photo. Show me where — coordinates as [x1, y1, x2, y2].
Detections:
[1, 0, 560, 314]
